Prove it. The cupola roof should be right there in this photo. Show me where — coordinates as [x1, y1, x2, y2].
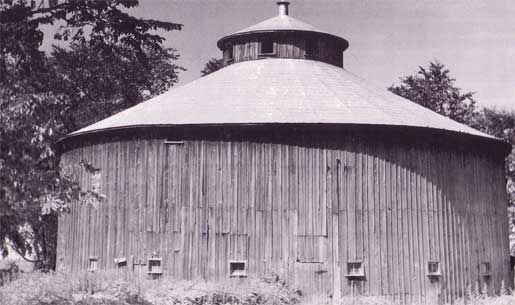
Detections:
[217, 2, 348, 50]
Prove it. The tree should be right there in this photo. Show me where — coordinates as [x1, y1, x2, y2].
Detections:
[388, 61, 476, 124]
[49, 42, 183, 130]
[0, 0, 183, 270]
[200, 58, 223, 76]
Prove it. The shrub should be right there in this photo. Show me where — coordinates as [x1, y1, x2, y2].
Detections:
[0, 271, 300, 305]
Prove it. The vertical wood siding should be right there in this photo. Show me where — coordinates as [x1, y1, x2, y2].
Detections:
[225, 36, 343, 67]
[57, 138, 510, 304]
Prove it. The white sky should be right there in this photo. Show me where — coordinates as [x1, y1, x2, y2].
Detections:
[41, 0, 515, 111]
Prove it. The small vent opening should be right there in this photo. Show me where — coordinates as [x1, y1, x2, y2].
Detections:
[345, 260, 365, 278]
[114, 257, 127, 268]
[88, 256, 99, 272]
[427, 261, 441, 276]
[229, 260, 247, 277]
[148, 257, 162, 275]
[481, 262, 491, 277]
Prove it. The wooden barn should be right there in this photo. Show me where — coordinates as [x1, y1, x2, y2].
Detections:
[56, 2, 512, 304]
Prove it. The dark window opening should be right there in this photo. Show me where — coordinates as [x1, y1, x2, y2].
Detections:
[305, 39, 319, 57]
[148, 257, 162, 275]
[427, 261, 441, 276]
[227, 47, 233, 60]
[88, 256, 98, 272]
[260, 39, 274, 55]
[481, 262, 491, 277]
[114, 257, 127, 268]
[344, 261, 365, 278]
[225, 46, 234, 63]
[229, 260, 247, 277]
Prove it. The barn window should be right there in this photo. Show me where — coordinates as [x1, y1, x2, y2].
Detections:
[148, 257, 162, 275]
[481, 262, 491, 277]
[114, 257, 127, 268]
[88, 256, 99, 272]
[344, 260, 365, 278]
[427, 261, 441, 276]
[226, 45, 234, 63]
[229, 260, 247, 277]
[305, 38, 319, 57]
[259, 38, 275, 55]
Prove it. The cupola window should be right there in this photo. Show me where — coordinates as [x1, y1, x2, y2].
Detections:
[305, 38, 319, 57]
[225, 45, 234, 63]
[259, 38, 275, 55]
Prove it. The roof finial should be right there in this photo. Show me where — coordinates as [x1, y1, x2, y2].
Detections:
[277, 1, 290, 16]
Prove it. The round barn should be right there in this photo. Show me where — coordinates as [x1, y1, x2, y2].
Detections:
[56, 2, 512, 304]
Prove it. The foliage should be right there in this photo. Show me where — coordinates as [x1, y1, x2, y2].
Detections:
[3, 270, 515, 305]
[200, 58, 223, 77]
[301, 294, 395, 305]
[48, 42, 183, 130]
[0, 271, 301, 305]
[0, 0, 182, 81]
[304, 288, 515, 305]
[0, 259, 21, 286]
[456, 281, 515, 305]
[388, 61, 476, 124]
[0, 0, 183, 270]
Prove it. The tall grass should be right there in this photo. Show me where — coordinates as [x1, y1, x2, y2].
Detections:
[0, 270, 301, 305]
[1, 270, 514, 305]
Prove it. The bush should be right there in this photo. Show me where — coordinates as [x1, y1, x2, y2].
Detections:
[3, 270, 514, 305]
[142, 275, 300, 305]
[0, 271, 300, 305]
[0, 259, 21, 286]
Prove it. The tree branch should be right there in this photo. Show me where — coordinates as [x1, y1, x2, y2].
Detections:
[9, 245, 39, 264]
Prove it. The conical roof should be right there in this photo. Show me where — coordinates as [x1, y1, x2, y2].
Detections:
[70, 58, 491, 139]
[64, 2, 497, 143]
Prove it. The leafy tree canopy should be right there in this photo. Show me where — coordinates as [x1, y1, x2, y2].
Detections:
[388, 61, 476, 124]
[0, 0, 183, 269]
[200, 58, 223, 77]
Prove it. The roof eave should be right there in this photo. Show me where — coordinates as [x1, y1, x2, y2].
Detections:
[56, 123, 511, 158]
[216, 30, 349, 51]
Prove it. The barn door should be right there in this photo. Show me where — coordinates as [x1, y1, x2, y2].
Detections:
[295, 147, 330, 294]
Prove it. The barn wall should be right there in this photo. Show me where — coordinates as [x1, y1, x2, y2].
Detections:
[57, 137, 510, 304]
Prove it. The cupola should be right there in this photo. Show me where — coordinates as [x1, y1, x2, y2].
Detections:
[217, 1, 349, 67]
